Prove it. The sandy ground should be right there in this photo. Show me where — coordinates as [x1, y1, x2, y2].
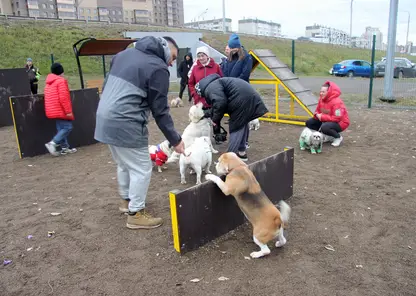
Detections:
[1, 103, 416, 296]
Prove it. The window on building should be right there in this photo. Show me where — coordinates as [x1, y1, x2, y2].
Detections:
[16, 2, 19, 8]
[17, 10, 20, 16]
[93, 9, 97, 14]
[80, 8, 83, 13]
[87, 9, 90, 13]
[42, 3, 46, 8]
[50, 4, 54, 9]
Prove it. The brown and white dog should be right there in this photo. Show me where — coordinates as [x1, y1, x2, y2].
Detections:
[205, 152, 291, 259]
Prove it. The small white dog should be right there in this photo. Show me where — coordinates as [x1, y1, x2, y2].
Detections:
[170, 97, 183, 108]
[299, 127, 323, 154]
[149, 140, 174, 173]
[167, 102, 216, 164]
[179, 136, 217, 185]
[249, 118, 260, 130]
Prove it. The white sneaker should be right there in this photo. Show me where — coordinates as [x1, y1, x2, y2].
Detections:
[331, 136, 343, 147]
[45, 141, 60, 156]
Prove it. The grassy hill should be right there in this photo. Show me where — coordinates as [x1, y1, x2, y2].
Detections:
[1, 18, 414, 91]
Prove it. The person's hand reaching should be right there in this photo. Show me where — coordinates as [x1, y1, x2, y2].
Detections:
[174, 140, 185, 154]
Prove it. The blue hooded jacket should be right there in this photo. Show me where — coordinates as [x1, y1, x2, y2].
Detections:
[221, 47, 253, 82]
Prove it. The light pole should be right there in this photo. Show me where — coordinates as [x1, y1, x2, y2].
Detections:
[222, 0, 226, 33]
[349, 0, 353, 47]
[404, 11, 410, 53]
[196, 8, 208, 29]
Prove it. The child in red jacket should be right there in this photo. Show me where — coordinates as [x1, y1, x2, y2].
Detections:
[306, 81, 350, 147]
[44, 63, 77, 156]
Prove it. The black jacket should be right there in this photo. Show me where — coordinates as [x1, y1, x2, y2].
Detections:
[197, 74, 268, 133]
[177, 53, 193, 83]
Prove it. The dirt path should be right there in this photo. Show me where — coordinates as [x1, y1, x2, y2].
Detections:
[1, 105, 415, 296]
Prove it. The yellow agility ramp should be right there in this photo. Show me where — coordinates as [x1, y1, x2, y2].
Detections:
[248, 49, 318, 126]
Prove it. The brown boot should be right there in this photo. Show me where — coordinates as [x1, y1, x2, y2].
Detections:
[119, 199, 129, 213]
[126, 209, 163, 229]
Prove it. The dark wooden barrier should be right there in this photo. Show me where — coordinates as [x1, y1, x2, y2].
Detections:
[10, 88, 100, 158]
[169, 148, 294, 254]
[0, 68, 32, 127]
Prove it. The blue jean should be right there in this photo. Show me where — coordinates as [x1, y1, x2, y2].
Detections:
[53, 120, 73, 149]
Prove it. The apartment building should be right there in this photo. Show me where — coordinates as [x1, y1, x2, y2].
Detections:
[2, 0, 184, 26]
[184, 17, 232, 32]
[238, 18, 281, 38]
[305, 24, 350, 46]
[0, 0, 13, 14]
[153, 0, 184, 27]
[361, 26, 383, 50]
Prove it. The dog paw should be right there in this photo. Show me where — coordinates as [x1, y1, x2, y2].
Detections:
[275, 238, 287, 248]
[196, 181, 202, 185]
[212, 149, 219, 154]
[300, 147, 306, 151]
[180, 179, 187, 185]
[250, 250, 270, 259]
[205, 169, 212, 174]
[189, 169, 195, 175]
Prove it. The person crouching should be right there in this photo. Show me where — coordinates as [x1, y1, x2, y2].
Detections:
[195, 74, 268, 162]
[44, 63, 77, 156]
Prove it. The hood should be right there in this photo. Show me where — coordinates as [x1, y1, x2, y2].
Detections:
[184, 52, 193, 60]
[135, 36, 170, 64]
[322, 80, 341, 102]
[45, 73, 63, 85]
[196, 57, 216, 68]
[196, 73, 221, 98]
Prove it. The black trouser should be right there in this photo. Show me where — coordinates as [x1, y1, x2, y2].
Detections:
[306, 118, 342, 138]
[179, 81, 191, 101]
[30, 83, 38, 95]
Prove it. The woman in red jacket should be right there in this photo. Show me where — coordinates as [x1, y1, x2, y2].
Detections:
[306, 81, 350, 147]
[188, 46, 223, 108]
[44, 63, 77, 156]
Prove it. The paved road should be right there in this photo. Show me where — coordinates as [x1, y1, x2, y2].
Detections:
[258, 76, 416, 97]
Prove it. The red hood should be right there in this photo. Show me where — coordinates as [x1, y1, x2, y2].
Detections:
[322, 80, 342, 102]
[45, 74, 63, 85]
[196, 58, 215, 68]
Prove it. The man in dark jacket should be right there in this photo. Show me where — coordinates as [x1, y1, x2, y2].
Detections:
[177, 52, 193, 102]
[195, 74, 268, 162]
[25, 58, 41, 95]
[95, 36, 185, 230]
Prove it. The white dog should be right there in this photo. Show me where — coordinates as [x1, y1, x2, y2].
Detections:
[299, 127, 323, 154]
[179, 136, 217, 185]
[249, 118, 260, 130]
[170, 97, 183, 108]
[149, 140, 174, 173]
[167, 102, 216, 164]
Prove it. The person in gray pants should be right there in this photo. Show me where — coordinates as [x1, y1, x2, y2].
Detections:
[94, 36, 185, 230]
[195, 74, 268, 162]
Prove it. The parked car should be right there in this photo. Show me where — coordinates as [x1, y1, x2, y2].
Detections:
[381, 56, 415, 67]
[375, 59, 416, 78]
[332, 59, 372, 77]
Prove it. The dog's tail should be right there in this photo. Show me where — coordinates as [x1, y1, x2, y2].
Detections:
[279, 200, 291, 226]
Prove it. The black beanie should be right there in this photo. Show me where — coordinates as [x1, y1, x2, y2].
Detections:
[51, 63, 64, 75]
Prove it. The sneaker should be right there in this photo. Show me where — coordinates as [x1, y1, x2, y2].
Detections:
[238, 152, 248, 162]
[61, 147, 77, 155]
[45, 141, 60, 157]
[126, 209, 163, 229]
[119, 199, 130, 213]
[331, 136, 343, 147]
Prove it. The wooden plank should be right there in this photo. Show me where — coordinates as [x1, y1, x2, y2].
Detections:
[0, 68, 32, 127]
[170, 148, 294, 254]
[10, 88, 100, 158]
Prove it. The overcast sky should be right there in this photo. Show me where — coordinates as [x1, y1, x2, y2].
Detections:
[183, 0, 415, 45]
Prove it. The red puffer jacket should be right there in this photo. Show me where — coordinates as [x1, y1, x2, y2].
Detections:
[44, 74, 74, 121]
[315, 80, 350, 130]
[188, 58, 223, 108]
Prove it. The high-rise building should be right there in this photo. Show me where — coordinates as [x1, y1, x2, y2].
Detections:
[238, 18, 281, 38]
[153, 0, 183, 27]
[361, 26, 383, 50]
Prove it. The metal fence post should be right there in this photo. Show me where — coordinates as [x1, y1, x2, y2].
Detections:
[50, 53, 54, 65]
[368, 34, 376, 108]
[291, 40, 295, 74]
